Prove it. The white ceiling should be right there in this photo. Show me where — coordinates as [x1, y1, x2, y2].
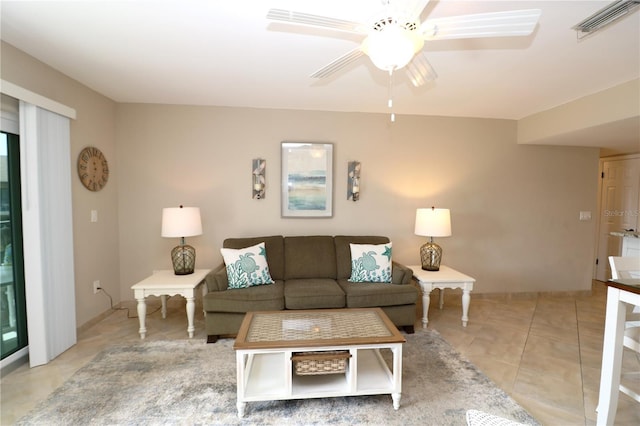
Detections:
[1, 0, 639, 153]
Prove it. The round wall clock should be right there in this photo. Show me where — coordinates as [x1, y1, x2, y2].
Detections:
[77, 146, 109, 191]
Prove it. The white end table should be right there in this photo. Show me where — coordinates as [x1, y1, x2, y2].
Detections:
[409, 265, 476, 328]
[131, 269, 211, 339]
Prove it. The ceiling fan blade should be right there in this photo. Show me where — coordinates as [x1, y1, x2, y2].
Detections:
[310, 48, 364, 79]
[405, 50, 437, 87]
[380, 0, 431, 26]
[267, 8, 364, 33]
[421, 9, 541, 40]
[402, 0, 432, 22]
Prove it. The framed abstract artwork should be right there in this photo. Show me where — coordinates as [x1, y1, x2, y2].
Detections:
[281, 142, 333, 218]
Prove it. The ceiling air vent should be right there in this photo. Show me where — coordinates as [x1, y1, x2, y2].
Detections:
[573, 0, 640, 36]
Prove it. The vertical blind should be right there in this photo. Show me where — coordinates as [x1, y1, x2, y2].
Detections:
[20, 102, 76, 367]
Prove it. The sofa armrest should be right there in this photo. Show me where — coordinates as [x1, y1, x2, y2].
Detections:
[205, 263, 229, 292]
[392, 261, 414, 284]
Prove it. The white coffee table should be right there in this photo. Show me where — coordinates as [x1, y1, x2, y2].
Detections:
[233, 308, 405, 418]
[131, 269, 210, 339]
[410, 265, 476, 328]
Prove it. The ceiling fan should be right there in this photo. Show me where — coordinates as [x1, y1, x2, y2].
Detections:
[267, 0, 541, 88]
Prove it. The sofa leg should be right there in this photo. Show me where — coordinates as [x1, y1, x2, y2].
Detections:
[404, 325, 415, 334]
[207, 335, 219, 344]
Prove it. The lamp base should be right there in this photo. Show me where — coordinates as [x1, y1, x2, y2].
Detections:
[171, 244, 196, 275]
[420, 241, 442, 271]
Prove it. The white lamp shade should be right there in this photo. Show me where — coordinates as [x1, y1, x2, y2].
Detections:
[161, 207, 202, 238]
[414, 208, 452, 237]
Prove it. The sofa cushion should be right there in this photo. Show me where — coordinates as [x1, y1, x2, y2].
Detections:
[334, 236, 390, 280]
[223, 236, 284, 280]
[337, 279, 418, 308]
[391, 261, 414, 285]
[284, 236, 337, 279]
[284, 278, 345, 309]
[205, 264, 230, 292]
[221, 242, 275, 289]
[203, 281, 285, 313]
[348, 242, 393, 283]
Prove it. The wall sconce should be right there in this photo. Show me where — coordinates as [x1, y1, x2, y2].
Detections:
[252, 158, 266, 199]
[347, 161, 361, 201]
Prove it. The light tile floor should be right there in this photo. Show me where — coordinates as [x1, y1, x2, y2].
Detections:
[425, 280, 639, 426]
[1, 280, 639, 425]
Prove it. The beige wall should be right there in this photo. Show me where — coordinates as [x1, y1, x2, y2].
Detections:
[2, 41, 601, 329]
[518, 79, 640, 145]
[116, 104, 600, 298]
[517, 79, 640, 157]
[1, 42, 119, 328]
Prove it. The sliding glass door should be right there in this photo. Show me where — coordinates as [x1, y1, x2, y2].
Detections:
[1, 131, 27, 360]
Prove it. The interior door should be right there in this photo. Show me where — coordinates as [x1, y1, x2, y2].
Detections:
[596, 157, 640, 281]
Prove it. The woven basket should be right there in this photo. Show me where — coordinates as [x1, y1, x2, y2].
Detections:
[291, 351, 351, 376]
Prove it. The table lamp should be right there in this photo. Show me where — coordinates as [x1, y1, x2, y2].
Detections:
[161, 205, 202, 275]
[414, 207, 451, 271]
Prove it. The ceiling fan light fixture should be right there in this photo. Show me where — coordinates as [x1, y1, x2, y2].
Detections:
[362, 24, 424, 71]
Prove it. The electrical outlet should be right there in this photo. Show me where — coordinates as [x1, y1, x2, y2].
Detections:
[93, 280, 101, 294]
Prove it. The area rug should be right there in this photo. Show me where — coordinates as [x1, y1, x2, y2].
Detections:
[17, 331, 538, 425]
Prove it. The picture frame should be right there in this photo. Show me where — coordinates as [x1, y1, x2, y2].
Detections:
[281, 142, 333, 218]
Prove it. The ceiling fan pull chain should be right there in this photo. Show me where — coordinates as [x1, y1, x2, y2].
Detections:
[388, 69, 395, 122]
[388, 69, 393, 108]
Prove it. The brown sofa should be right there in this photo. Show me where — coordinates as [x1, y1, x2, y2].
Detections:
[203, 235, 418, 343]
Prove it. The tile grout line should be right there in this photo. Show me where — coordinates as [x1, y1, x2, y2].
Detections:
[574, 298, 589, 426]
[511, 294, 537, 395]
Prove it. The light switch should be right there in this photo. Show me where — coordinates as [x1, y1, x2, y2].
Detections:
[91, 210, 98, 222]
[579, 211, 591, 221]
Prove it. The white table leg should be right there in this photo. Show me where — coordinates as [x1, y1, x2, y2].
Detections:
[136, 297, 147, 339]
[186, 296, 195, 338]
[461, 287, 471, 327]
[419, 283, 432, 328]
[391, 344, 402, 410]
[596, 287, 626, 426]
[236, 351, 247, 418]
[160, 295, 167, 319]
[237, 401, 246, 418]
[439, 288, 445, 309]
[392, 392, 401, 410]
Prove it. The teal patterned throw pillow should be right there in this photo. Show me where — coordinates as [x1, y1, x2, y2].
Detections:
[348, 243, 393, 283]
[220, 242, 275, 289]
